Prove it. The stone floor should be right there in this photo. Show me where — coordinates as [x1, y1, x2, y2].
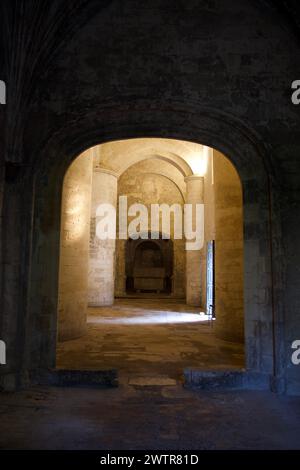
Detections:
[56, 299, 245, 382]
[1, 301, 299, 450]
[0, 385, 300, 449]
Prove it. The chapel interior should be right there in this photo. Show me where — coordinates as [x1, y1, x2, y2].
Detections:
[56, 138, 245, 382]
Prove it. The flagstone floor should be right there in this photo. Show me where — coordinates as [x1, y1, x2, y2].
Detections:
[1, 301, 299, 450]
[0, 385, 300, 449]
[56, 299, 244, 383]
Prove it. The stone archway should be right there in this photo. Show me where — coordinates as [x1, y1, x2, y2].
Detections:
[0, 107, 284, 392]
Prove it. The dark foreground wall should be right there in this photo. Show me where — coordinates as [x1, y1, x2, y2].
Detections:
[0, 0, 300, 394]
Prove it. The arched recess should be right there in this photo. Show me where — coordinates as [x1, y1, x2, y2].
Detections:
[0, 105, 284, 392]
[125, 232, 174, 295]
[114, 156, 186, 300]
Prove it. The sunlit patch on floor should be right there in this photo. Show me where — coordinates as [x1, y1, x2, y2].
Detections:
[88, 311, 212, 325]
[57, 299, 244, 380]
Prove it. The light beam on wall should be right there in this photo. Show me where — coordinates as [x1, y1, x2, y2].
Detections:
[63, 192, 89, 242]
[185, 145, 210, 176]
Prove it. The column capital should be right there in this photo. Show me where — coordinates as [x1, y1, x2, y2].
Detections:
[184, 175, 204, 183]
[93, 166, 118, 179]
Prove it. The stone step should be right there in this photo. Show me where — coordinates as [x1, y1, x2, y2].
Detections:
[184, 369, 270, 391]
[30, 368, 118, 387]
[127, 376, 177, 386]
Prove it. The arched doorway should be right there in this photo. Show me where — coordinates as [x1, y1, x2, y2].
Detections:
[7, 108, 281, 391]
[54, 138, 246, 382]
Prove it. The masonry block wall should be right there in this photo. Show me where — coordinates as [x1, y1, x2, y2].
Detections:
[200, 149, 244, 344]
[213, 150, 244, 343]
[1, 0, 300, 394]
[201, 148, 216, 309]
[115, 159, 186, 299]
[185, 175, 204, 306]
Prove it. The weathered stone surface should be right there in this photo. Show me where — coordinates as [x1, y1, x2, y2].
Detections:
[185, 175, 204, 306]
[0, 384, 299, 449]
[56, 299, 245, 380]
[57, 151, 93, 341]
[184, 369, 245, 390]
[88, 168, 118, 306]
[30, 368, 118, 388]
[1, 0, 300, 396]
[213, 151, 244, 343]
[116, 157, 186, 299]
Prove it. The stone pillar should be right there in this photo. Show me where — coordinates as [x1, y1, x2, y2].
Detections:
[185, 175, 204, 307]
[88, 168, 118, 306]
[114, 239, 126, 297]
[57, 153, 93, 341]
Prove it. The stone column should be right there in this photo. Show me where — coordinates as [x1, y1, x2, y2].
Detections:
[88, 168, 118, 306]
[58, 152, 93, 341]
[184, 175, 204, 307]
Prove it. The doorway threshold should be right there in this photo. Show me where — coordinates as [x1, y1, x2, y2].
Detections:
[184, 368, 270, 391]
[30, 368, 118, 388]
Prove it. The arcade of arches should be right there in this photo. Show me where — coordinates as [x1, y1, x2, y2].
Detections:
[56, 138, 244, 380]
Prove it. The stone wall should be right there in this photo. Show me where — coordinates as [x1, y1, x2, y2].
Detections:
[201, 147, 216, 309]
[115, 159, 186, 299]
[200, 149, 244, 345]
[213, 150, 244, 343]
[185, 175, 204, 306]
[1, 0, 300, 393]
